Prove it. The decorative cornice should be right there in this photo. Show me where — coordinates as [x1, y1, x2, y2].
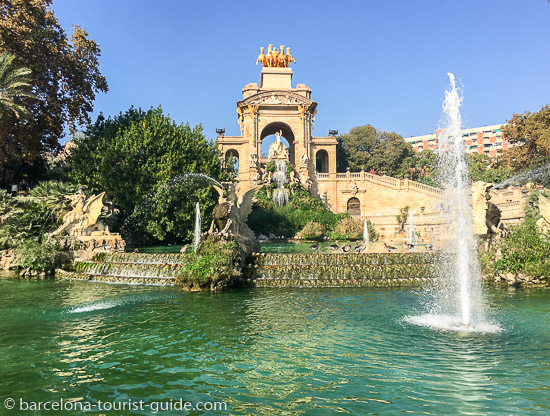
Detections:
[239, 90, 316, 109]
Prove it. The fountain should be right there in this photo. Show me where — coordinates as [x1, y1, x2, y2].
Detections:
[407, 73, 500, 333]
[363, 219, 370, 249]
[407, 211, 416, 248]
[268, 130, 290, 207]
[272, 159, 289, 206]
[193, 202, 201, 252]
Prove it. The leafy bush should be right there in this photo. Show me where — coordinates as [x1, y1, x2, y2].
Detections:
[248, 183, 344, 238]
[299, 221, 326, 240]
[329, 217, 378, 241]
[14, 240, 57, 272]
[0, 181, 80, 249]
[177, 237, 242, 290]
[491, 218, 550, 279]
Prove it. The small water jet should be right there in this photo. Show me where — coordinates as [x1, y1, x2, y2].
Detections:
[363, 219, 370, 249]
[408, 73, 500, 333]
[407, 211, 416, 248]
[493, 163, 550, 189]
[193, 202, 202, 252]
[272, 159, 289, 206]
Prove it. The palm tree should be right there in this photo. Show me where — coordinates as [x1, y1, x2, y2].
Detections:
[0, 52, 35, 119]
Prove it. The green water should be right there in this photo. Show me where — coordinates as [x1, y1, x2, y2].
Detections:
[1, 276, 549, 415]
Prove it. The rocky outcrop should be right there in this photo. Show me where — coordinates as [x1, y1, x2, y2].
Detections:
[0, 250, 16, 270]
[490, 272, 548, 287]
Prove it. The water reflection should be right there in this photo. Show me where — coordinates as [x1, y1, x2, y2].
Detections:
[0, 279, 549, 415]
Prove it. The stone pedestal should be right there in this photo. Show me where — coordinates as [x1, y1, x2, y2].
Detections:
[260, 67, 293, 89]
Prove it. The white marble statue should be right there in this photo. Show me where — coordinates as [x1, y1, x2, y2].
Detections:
[268, 130, 288, 160]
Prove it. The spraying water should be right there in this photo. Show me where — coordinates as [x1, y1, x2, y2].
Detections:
[407, 211, 416, 248]
[193, 202, 202, 253]
[363, 219, 370, 246]
[407, 73, 500, 333]
[272, 159, 289, 206]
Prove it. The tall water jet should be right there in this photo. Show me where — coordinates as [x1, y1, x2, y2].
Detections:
[272, 159, 289, 206]
[193, 202, 202, 253]
[407, 211, 416, 248]
[407, 73, 499, 333]
[363, 219, 370, 247]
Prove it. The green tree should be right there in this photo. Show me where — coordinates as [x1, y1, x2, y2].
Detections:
[0, 52, 35, 119]
[398, 149, 439, 186]
[467, 153, 514, 183]
[338, 125, 414, 176]
[499, 105, 550, 172]
[66, 106, 230, 244]
[0, 0, 108, 187]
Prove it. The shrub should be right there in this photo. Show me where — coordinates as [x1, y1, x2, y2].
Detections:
[299, 221, 326, 240]
[248, 183, 343, 238]
[332, 216, 362, 240]
[491, 218, 550, 279]
[178, 237, 242, 290]
[14, 240, 57, 273]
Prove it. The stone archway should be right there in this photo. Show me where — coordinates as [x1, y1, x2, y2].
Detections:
[316, 149, 329, 173]
[347, 197, 361, 216]
[260, 122, 296, 165]
[225, 149, 239, 176]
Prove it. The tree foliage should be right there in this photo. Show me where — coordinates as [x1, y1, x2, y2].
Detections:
[467, 153, 514, 184]
[0, 52, 35, 119]
[0, 181, 75, 249]
[337, 125, 415, 176]
[398, 149, 439, 186]
[66, 106, 230, 244]
[499, 105, 550, 172]
[0, 0, 108, 186]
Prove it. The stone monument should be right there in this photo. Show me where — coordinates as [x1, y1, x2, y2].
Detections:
[48, 188, 125, 252]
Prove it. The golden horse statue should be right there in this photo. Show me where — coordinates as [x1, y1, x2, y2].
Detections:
[257, 44, 295, 68]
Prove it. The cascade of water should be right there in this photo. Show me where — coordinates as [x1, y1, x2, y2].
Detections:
[363, 219, 370, 247]
[407, 73, 499, 333]
[193, 202, 201, 253]
[272, 159, 289, 206]
[407, 211, 416, 247]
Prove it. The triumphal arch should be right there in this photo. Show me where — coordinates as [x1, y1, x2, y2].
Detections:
[217, 45, 445, 241]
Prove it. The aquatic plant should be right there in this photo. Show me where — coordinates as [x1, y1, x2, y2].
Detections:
[178, 237, 242, 290]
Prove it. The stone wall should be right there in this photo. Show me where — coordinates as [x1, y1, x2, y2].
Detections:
[246, 252, 441, 288]
[0, 250, 16, 270]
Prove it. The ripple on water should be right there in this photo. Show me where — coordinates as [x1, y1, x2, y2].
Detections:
[1, 281, 550, 415]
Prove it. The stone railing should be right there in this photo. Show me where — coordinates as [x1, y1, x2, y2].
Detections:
[316, 170, 443, 197]
[407, 180, 444, 197]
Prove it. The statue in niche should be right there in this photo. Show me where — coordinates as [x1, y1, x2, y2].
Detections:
[300, 152, 309, 169]
[268, 130, 288, 160]
[349, 181, 359, 197]
[249, 152, 258, 167]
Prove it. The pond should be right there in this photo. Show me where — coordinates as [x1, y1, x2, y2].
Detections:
[0, 276, 549, 415]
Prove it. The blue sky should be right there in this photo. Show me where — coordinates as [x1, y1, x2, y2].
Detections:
[53, 0, 550, 142]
